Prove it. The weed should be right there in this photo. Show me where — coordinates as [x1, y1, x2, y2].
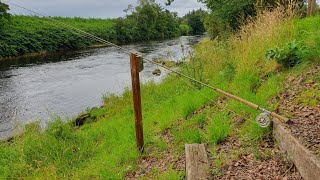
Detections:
[208, 112, 231, 145]
[294, 87, 320, 106]
[266, 40, 305, 69]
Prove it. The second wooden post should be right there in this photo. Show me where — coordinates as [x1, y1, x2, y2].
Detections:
[130, 53, 144, 153]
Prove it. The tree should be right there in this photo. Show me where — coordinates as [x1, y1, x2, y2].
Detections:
[168, 0, 306, 39]
[181, 9, 207, 35]
[199, 0, 256, 30]
[0, 1, 10, 29]
[115, 1, 180, 42]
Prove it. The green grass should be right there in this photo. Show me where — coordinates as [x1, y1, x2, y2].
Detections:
[0, 16, 116, 58]
[1, 13, 320, 179]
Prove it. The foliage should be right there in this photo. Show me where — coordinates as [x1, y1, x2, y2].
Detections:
[178, 24, 192, 35]
[200, 0, 306, 39]
[266, 40, 305, 69]
[114, 2, 181, 43]
[201, 0, 256, 30]
[0, 1, 10, 29]
[180, 9, 208, 35]
[0, 2, 186, 58]
[0, 16, 115, 58]
[198, 0, 257, 39]
[204, 14, 229, 39]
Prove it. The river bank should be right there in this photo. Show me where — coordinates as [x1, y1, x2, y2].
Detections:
[0, 44, 113, 62]
[0, 8, 189, 59]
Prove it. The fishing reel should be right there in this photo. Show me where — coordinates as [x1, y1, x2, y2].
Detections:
[256, 112, 271, 128]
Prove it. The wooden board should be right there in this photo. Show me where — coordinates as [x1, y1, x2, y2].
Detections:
[273, 119, 320, 180]
[185, 144, 209, 180]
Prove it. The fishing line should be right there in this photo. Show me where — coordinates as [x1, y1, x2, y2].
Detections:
[4, 1, 289, 125]
[177, 76, 255, 124]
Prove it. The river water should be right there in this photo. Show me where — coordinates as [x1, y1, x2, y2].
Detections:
[0, 35, 202, 139]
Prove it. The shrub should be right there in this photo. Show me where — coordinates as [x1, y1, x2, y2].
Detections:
[266, 40, 305, 69]
[179, 24, 191, 36]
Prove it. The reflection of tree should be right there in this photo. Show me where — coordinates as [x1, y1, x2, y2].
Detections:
[0, 69, 16, 137]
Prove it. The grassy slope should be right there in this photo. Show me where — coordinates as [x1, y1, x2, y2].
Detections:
[0, 11, 319, 179]
[0, 16, 115, 58]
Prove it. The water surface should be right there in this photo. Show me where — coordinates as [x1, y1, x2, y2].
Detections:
[0, 36, 203, 138]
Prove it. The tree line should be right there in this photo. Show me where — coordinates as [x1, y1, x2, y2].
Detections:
[3, 0, 315, 58]
[168, 0, 318, 39]
[0, 1, 205, 58]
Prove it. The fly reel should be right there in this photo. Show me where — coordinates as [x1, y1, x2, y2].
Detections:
[256, 112, 271, 128]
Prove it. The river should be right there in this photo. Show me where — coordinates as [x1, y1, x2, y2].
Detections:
[0, 35, 203, 139]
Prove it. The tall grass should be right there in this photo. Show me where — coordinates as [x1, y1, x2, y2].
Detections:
[0, 8, 320, 179]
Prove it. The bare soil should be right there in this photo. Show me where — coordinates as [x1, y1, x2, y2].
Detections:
[210, 135, 302, 180]
[275, 65, 320, 156]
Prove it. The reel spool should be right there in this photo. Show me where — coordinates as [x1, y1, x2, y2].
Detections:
[256, 112, 271, 128]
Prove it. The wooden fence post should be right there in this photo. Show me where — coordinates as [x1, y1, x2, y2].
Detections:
[130, 53, 144, 153]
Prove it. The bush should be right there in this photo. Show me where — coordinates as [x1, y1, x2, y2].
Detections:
[266, 40, 305, 69]
[179, 24, 191, 36]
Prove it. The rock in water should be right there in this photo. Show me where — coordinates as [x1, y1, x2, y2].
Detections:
[152, 69, 161, 76]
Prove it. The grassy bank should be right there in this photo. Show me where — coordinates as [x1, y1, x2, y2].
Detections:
[0, 2, 185, 59]
[0, 10, 319, 179]
[0, 16, 116, 58]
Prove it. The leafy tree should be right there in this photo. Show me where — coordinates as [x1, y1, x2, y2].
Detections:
[169, 0, 306, 39]
[199, 0, 256, 30]
[181, 9, 207, 35]
[0, 1, 10, 29]
[179, 24, 192, 35]
[115, 1, 180, 42]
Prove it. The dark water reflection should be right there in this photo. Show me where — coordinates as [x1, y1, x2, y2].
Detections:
[0, 35, 203, 139]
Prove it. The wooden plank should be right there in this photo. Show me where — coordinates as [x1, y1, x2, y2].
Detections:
[130, 53, 144, 153]
[273, 119, 320, 180]
[185, 144, 209, 180]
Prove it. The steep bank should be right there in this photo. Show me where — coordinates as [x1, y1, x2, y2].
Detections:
[0, 10, 319, 179]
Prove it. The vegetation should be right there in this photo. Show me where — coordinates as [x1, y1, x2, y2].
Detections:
[114, 1, 181, 43]
[197, 0, 306, 39]
[0, 0, 10, 29]
[180, 9, 207, 35]
[1, 4, 320, 178]
[0, 16, 115, 58]
[266, 40, 305, 69]
[0, 1, 190, 58]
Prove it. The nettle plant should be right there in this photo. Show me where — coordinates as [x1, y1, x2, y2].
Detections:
[266, 40, 305, 69]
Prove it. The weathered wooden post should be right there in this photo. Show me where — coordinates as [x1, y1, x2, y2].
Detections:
[130, 53, 144, 153]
